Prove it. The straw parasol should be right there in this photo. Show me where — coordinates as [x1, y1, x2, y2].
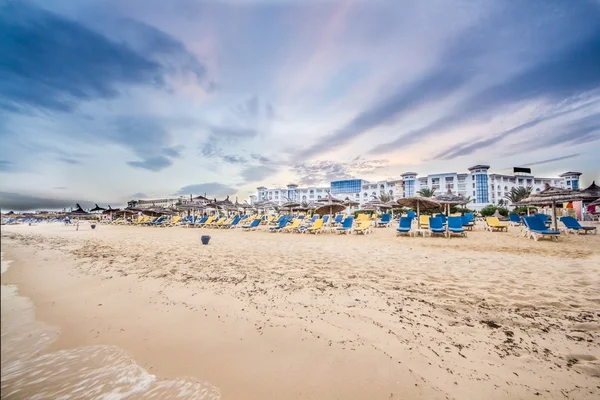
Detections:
[89, 204, 106, 213]
[581, 181, 600, 201]
[68, 203, 90, 216]
[521, 183, 595, 231]
[434, 189, 469, 215]
[396, 197, 442, 228]
[316, 191, 344, 222]
[343, 197, 360, 207]
[315, 203, 346, 216]
[281, 200, 301, 213]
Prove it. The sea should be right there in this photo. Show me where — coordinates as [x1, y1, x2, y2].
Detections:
[1, 253, 221, 399]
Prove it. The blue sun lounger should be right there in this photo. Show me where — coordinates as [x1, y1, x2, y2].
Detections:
[508, 213, 522, 226]
[447, 216, 466, 237]
[242, 218, 261, 231]
[560, 216, 597, 235]
[269, 216, 290, 232]
[333, 214, 344, 225]
[377, 213, 392, 227]
[429, 217, 446, 237]
[336, 216, 354, 234]
[523, 216, 560, 241]
[396, 217, 413, 236]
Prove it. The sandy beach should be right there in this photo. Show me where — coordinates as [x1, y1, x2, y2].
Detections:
[1, 222, 599, 399]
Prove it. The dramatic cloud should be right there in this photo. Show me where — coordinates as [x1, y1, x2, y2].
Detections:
[174, 183, 236, 198]
[0, 191, 97, 212]
[293, 157, 388, 186]
[131, 192, 148, 198]
[1, 0, 598, 204]
[521, 154, 581, 168]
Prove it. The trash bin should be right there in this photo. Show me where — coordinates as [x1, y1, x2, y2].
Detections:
[91, 224, 96, 230]
[201, 235, 211, 245]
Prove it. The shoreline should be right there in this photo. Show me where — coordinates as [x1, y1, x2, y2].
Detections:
[2, 223, 599, 399]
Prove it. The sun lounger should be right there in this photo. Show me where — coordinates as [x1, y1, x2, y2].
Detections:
[396, 217, 414, 237]
[447, 216, 467, 237]
[283, 218, 302, 232]
[269, 216, 290, 232]
[353, 220, 372, 235]
[242, 218, 261, 231]
[336, 216, 354, 234]
[523, 216, 560, 241]
[428, 217, 446, 237]
[485, 217, 508, 232]
[508, 213, 522, 226]
[534, 213, 551, 227]
[461, 215, 474, 230]
[560, 216, 597, 234]
[377, 213, 392, 228]
[306, 218, 324, 234]
[419, 215, 431, 229]
[333, 214, 344, 225]
[221, 215, 241, 229]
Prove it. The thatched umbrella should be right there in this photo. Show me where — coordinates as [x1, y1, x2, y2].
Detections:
[68, 203, 90, 216]
[315, 203, 346, 216]
[281, 200, 301, 214]
[316, 191, 344, 224]
[396, 197, 442, 228]
[434, 189, 469, 215]
[89, 204, 106, 213]
[581, 181, 600, 201]
[343, 197, 360, 207]
[521, 184, 595, 231]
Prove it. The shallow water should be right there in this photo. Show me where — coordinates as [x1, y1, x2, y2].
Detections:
[1, 254, 221, 399]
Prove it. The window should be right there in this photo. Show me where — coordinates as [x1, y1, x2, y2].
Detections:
[364, 192, 368, 197]
[309, 190, 314, 194]
[473, 183, 475, 188]
[472, 175, 475, 181]
[504, 186, 508, 190]
[372, 192, 376, 197]
[389, 190, 393, 195]
[380, 184, 385, 190]
[475, 174, 489, 203]
[317, 195, 322, 199]
[302, 195, 306, 201]
[330, 179, 362, 194]
[473, 191, 476, 196]
[355, 193, 359, 198]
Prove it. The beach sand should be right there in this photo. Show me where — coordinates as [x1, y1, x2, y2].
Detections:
[1, 222, 599, 399]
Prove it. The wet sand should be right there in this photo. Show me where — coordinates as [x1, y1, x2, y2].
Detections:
[2, 222, 600, 399]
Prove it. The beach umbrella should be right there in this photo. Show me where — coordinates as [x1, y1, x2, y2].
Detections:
[316, 191, 344, 223]
[343, 197, 360, 207]
[521, 183, 595, 231]
[434, 189, 469, 215]
[396, 197, 442, 228]
[68, 203, 90, 217]
[581, 181, 600, 201]
[315, 203, 346, 216]
[281, 200, 301, 214]
[89, 204, 106, 213]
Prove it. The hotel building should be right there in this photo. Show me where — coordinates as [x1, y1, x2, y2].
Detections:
[252, 165, 582, 211]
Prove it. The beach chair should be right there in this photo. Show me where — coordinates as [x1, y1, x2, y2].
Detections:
[282, 218, 302, 233]
[162, 216, 181, 227]
[336, 216, 355, 234]
[534, 213, 551, 227]
[419, 215, 430, 229]
[353, 220, 372, 235]
[461, 215, 474, 230]
[306, 218, 324, 234]
[242, 218, 261, 231]
[396, 217, 414, 237]
[269, 216, 290, 232]
[322, 215, 330, 224]
[464, 213, 475, 225]
[485, 217, 508, 232]
[560, 216, 597, 235]
[508, 213, 522, 226]
[428, 217, 446, 237]
[197, 216, 215, 227]
[221, 215, 241, 229]
[333, 214, 344, 225]
[150, 216, 167, 226]
[407, 210, 416, 219]
[447, 216, 467, 237]
[377, 213, 392, 228]
[523, 216, 560, 241]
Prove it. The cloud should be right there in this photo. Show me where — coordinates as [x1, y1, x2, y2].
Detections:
[58, 157, 83, 165]
[0, 160, 15, 172]
[222, 155, 247, 164]
[0, 191, 98, 212]
[241, 165, 277, 182]
[520, 154, 581, 168]
[131, 192, 148, 198]
[53, 187, 67, 190]
[293, 157, 388, 186]
[173, 183, 236, 198]
[429, 100, 600, 161]
[127, 156, 173, 171]
[0, 2, 211, 115]
[0, 2, 163, 113]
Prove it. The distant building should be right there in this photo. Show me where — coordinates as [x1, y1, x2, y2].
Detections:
[252, 165, 583, 210]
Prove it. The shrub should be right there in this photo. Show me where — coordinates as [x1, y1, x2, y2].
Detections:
[480, 205, 509, 217]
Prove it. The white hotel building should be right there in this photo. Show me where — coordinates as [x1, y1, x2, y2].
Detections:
[252, 165, 583, 211]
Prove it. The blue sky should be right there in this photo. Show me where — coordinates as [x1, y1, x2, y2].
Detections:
[1, 0, 599, 210]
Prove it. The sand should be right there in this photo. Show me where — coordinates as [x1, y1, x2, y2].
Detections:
[1, 221, 600, 399]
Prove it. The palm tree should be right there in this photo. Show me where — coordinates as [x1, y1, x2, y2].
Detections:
[377, 193, 393, 203]
[497, 199, 505, 207]
[504, 186, 532, 204]
[417, 187, 436, 197]
[300, 201, 309, 208]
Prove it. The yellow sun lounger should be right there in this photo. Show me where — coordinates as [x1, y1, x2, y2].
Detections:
[353, 220, 372, 235]
[419, 215, 430, 229]
[485, 217, 508, 232]
[282, 218, 302, 232]
[306, 218, 324, 234]
[197, 216, 216, 227]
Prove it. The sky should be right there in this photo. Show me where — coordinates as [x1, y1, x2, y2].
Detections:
[1, 0, 599, 211]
